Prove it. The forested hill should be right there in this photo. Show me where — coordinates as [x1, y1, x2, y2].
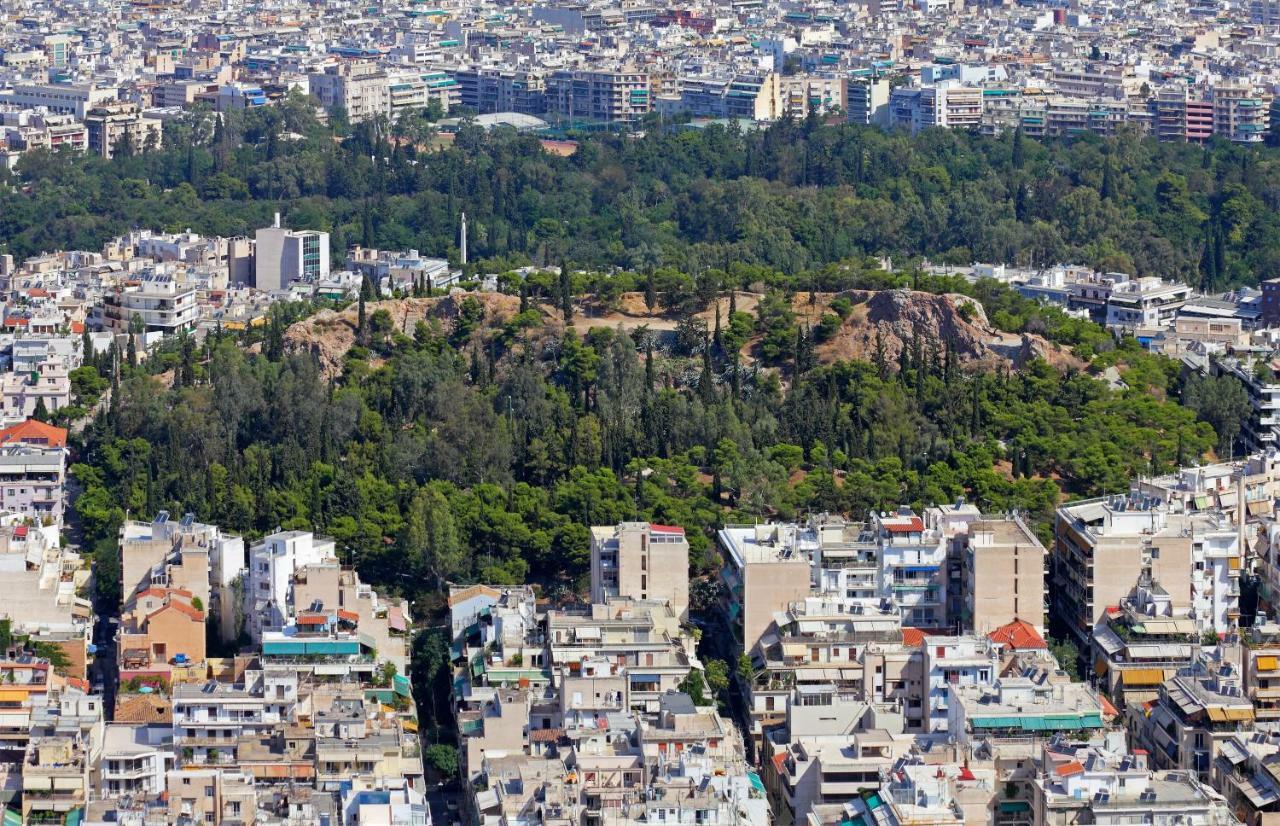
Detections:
[2, 97, 1279, 290]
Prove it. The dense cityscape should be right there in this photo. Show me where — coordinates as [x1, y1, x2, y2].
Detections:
[6, 0, 1280, 825]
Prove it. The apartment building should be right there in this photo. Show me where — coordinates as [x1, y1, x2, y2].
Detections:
[1131, 658, 1255, 782]
[100, 271, 198, 334]
[0, 419, 67, 523]
[1212, 85, 1270, 144]
[847, 77, 891, 126]
[1052, 494, 1233, 648]
[873, 508, 950, 628]
[960, 516, 1046, 635]
[947, 675, 1107, 746]
[890, 82, 983, 133]
[1036, 742, 1234, 825]
[654, 73, 781, 121]
[1214, 353, 1280, 452]
[590, 521, 689, 620]
[118, 511, 245, 644]
[84, 102, 163, 159]
[98, 723, 173, 798]
[779, 75, 847, 119]
[387, 69, 460, 118]
[452, 66, 549, 115]
[245, 530, 336, 641]
[1091, 592, 1199, 709]
[309, 61, 390, 123]
[547, 68, 651, 124]
[718, 523, 813, 656]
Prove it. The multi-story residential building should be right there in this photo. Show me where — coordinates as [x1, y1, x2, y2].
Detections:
[848, 77, 891, 126]
[245, 530, 336, 641]
[921, 635, 1000, 733]
[947, 675, 1107, 746]
[119, 511, 245, 645]
[1053, 494, 1239, 649]
[309, 61, 390, 123]
[1037, 741, 1236, 825]
[165, 767, 257, 823]
[0, 360, 71, 427]
[452, 66, 549, 116]
[547, 68, 651, 125]
[0, 83, 117, 119]
[84, 102, 163, 158]
[590, 521, 689, 620]
[254, 215, 331, 291]
[0, 419, 67, 523]
[1214, 731, 1280, 824]
[779, 75, 847, 119]
[1131, 657, 1255, 782]
[1091, 591, 1199, 709]
[386, 68, 460, 118]
[1212, 86, 1270, 145]
[959, 515, 1046, 635]
[98, 723, 173, 798]
[654, 73, 781, 121]
[1104, 276, 1194, 331]
[1242, 624, 1280, 726]
[100, 271, 198, 335]
[1211, 353, 1280, 452]
[873, 507, 951, 628]
[890, 82, 983, 133]
[718, 523, 813, 656]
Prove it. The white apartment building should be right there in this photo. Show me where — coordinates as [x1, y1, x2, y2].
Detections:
[245, 530, 336, 642]
[99, 724, 173, 798]
[100, 271, 198, 334]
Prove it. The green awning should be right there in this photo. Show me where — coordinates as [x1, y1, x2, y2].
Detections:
[1000, 801, 1030, 813]
[3, 809, 20, 826]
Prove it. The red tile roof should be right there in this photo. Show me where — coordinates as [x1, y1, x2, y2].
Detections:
[1055, 761, 1085, 777]
[883, 516, 924, 533]
[987, 619, 1048, 651]
[0, 419, 67, 448]
[650, 524, 685, 534]
[148, 601, 204, 623]
[902, 628, 927, 647]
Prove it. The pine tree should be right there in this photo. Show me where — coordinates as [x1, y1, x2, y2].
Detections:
[729, 288, 737, 317]
[560, 262, 573, 323]
[31, 396, 48, 423]
[1101, 157, 1117, 201]
[1012, 125, 1025, 170]
[519, 282, 528, 314]
[357, 291, 368, 346]
[700, 344, 714, 405]
[713, 303, 723, 352]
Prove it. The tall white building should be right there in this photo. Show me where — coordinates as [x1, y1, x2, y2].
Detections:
[245, 530, 336, 641]
[254, 215, 330, 291]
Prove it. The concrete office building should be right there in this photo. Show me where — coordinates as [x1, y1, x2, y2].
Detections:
[254, 215, 330, 290]
[590, 521, 689, 620]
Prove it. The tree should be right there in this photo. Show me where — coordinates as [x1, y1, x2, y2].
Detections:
[1048, 636, 1081, 681]
[425, 744, 459, 778]
[704, 659, 730, 696]
[31, 396, 48, 423]
[678, 670, 708, 706]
